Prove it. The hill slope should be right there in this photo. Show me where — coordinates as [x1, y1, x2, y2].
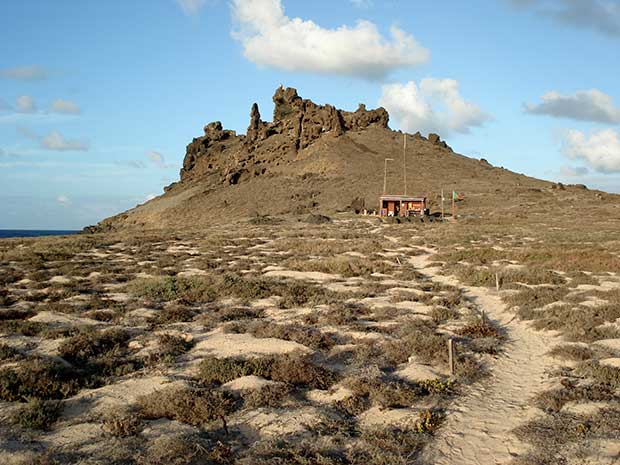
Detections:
[92, 86, 616, 231]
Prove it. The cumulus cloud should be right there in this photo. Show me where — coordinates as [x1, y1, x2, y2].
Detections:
[378, 79, 492, 136]
[231, 0, 429, 80]
[41, 132, 89, 152]
[562, 128, 620, 173]
[51, 99, 81, 115]
[147, 151, 175, 169]
[525, 89, 620, 123]
[15, 96, 37, 114]
[0, 65, 48, 81]
[510, 0, 620, 37]
[176, 0, 209, 15]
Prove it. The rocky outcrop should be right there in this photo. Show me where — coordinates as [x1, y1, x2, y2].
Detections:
[179, 86, 391, 184]
[428, 133, 452, 151]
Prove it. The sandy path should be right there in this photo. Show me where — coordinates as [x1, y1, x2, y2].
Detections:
[413, 253, 558, 465]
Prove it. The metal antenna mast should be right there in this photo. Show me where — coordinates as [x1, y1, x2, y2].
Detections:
[403, 133, 407, 196]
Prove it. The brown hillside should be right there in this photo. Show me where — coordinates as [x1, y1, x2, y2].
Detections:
[92, 87, 618, 231]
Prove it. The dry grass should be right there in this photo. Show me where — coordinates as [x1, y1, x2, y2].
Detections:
[456, 319, 502, 339]
[241, 383, 292, 409]
[101, 408, 144, 438]
[138, 434, 234, 465]
[127, 276, 217, 303]
[233, 320, 336, 351]
[12, 399, 62, 430]
[344, 368, 453, 409]
[514, 408, 620, 464]
[0, 358, 82, 401]
[547, 344, 594, 361]
[285, 255, 394, 278]
[7, 216, 618, 463]
[197, 353, 337, 389]
[530, 304, 620, 342]
[0, 342, 21, 361]
[58, 328, 130, 364]
[138, 385, 236, 428]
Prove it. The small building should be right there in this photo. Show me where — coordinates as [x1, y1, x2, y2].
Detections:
[379, 195, 428, 217]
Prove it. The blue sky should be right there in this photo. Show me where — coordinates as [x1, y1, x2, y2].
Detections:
[1, 0, 619, 229]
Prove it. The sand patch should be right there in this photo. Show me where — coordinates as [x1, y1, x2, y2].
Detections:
[29, 311, 101, 327]
[264, 270, 340, 282]
[599, 357, 620, 368]
[594, 338, 620, 352]
[177, 268, 208, 277]
[223, 375, 279, 392]
[306, 385, 353, 404]
[233, 405, 322, 439]
[359, 405, 426, 428]
[190, 331, 311, 359]
[63, 376, 180, 421]
[397, 362, 448, 382]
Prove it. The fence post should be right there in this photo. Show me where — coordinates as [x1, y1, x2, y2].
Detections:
[448, 338, 455, 376]
[495, 272, 500, 291]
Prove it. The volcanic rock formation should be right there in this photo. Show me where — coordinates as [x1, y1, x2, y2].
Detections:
[180, 86, 390, 186]
[88, 85, 612, 232]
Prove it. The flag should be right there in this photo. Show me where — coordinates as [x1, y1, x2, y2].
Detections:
[452, 191, 458, 201]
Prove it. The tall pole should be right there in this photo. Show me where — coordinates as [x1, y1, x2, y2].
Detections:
[403, 134, 407, 196]
[441, 189, 444, 220]
[383, 158, 394, 194]
[452, 191, 456, 219]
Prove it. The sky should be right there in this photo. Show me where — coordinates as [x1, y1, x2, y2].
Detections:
[1, 0, 619, 229]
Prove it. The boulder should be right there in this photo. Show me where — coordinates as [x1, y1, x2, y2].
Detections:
[350, 197, 365, 214]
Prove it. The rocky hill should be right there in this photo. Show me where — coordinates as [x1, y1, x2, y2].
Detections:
[91, 87, 616, 231]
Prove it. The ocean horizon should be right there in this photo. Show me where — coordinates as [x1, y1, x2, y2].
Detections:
[0, 230, 80, 239]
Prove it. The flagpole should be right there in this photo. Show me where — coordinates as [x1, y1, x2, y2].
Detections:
[452, 191, 456, 219]
[441, 189, 444, 220]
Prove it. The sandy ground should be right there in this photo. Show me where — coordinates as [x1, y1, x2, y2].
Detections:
[414, 252, 559, 465]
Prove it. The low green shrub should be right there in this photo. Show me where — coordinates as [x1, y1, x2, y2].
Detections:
[12, 398, 62, 430]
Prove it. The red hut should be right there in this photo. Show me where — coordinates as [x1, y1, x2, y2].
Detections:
[379, 195, 428, 217]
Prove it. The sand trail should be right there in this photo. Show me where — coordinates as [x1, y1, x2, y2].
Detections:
[414, 254, 557, 465]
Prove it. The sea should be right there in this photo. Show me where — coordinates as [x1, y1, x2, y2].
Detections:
[0, 230, 80, 239]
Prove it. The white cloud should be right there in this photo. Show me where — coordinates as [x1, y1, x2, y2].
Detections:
[51, 99, 81, 115]
[525, 89, 620, 123]
[56, 195, 71, 206]
[350, 0, 373, 8]
[146, 193, 158, 201]
[176, 0, 208, 15]
[15, 96, 37, 114]
[231, 0, 429, 80]
[510, 0, 620, 37]
[41, 132, 89, 152]
[562, 128, 620, 173]
[146, 151, 175, 169]
[559, 165, 589, 177]
[379, 79, 492, 136]
[125, 160, 147, 169]
[0, 65, 48, 81]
